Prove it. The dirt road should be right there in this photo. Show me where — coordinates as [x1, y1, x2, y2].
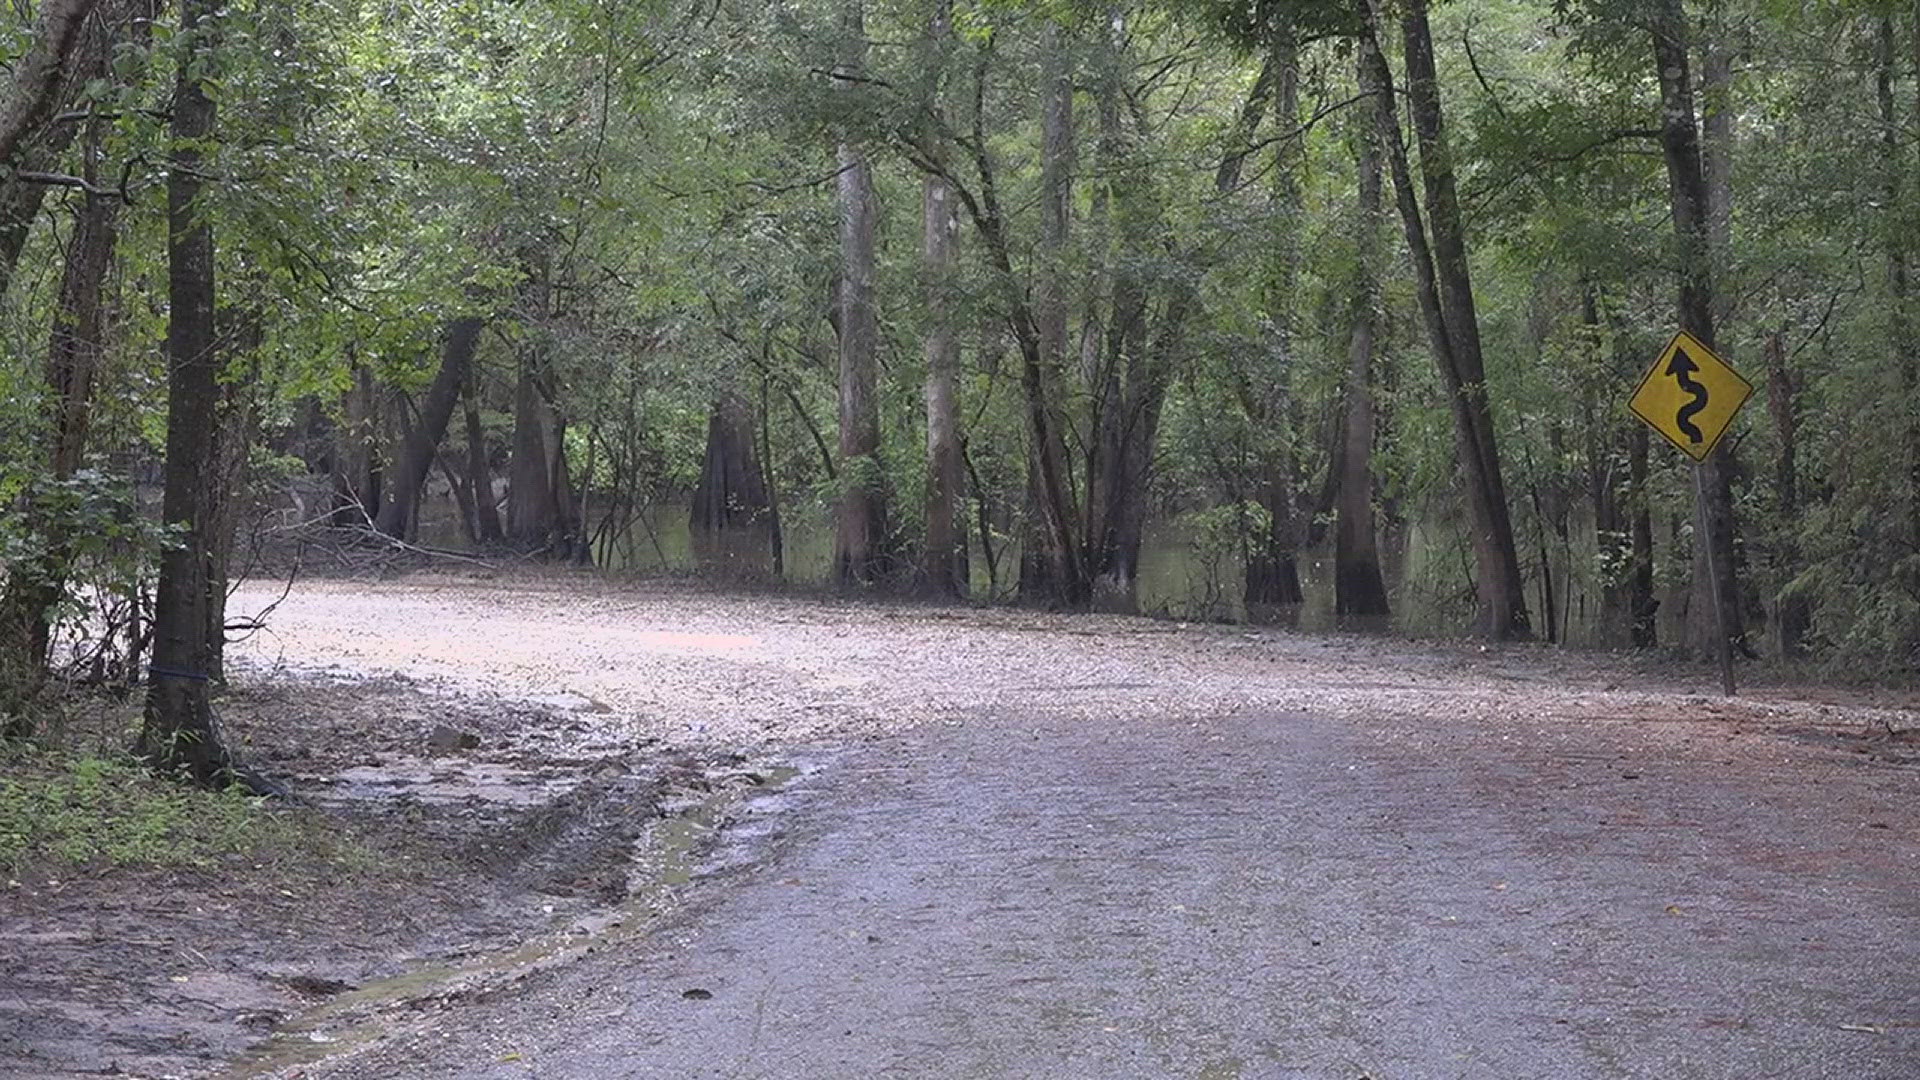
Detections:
[226, 575, 1920, 1078]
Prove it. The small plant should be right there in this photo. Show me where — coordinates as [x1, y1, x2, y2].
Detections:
[0, 746, 355, 876]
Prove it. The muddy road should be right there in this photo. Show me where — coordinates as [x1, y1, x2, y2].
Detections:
[213, 575, 1920, 1078]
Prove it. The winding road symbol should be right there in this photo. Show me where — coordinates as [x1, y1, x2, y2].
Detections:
[1666, 345, 1709, 445]
[1627, 330, 1753, 462]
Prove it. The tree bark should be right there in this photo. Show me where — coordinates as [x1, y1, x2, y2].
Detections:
[202, 311, 265, 686]
[1359, 0, 1530, 639]
[1334, 47, 1391, 625]
[920, 0, 964, 599]
[1877, 15, 1920, 551]
[923, 171, 966, 597]
[1244, 27, 1305, 615]
[330, 359, 383, 525]
[1085, 19, 1149, 611]
[690, 395, 777, 575]
[374, 317, 482, 539]
[1651, 0, 1744, 660]
[1629, 423, 1657, 647]
[1763, 330, 1808, 656]
[0, 0, 99, 169]
[463, 361, 502, 544]
[139, 0, 234, 786]
[506, 361, 554, 550]
[1014, 23, 1087, 604]
[832, 0, 887, 587]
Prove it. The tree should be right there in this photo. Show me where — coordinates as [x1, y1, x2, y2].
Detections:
[376, 317, 485, 540]
[832, 0, 888, 587]
[920, 0, 966, 599]
[1359, 0, 1531, 639]
[138, 0, 237, 786]
[1334, 45, 1391, 624]
[1649, 0, 1740, 676]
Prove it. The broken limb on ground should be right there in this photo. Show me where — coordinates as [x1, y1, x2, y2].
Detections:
[4, 572, 1920, 1078]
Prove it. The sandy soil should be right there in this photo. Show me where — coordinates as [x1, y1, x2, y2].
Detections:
[229, 570, 1920, 752]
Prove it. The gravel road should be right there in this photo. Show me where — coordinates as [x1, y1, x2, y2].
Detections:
[227, 574, 1920, 1078]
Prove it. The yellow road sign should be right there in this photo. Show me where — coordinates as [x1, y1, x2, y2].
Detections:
[1629, 330, 1753, 462]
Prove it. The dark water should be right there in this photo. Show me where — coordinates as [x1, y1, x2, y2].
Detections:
[588, 505, 1624, 640]
[412, 482, 1646, 643]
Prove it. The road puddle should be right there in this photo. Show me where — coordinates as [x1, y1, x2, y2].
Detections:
[222, 760, 805, 1077]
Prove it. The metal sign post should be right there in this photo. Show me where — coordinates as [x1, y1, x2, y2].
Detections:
[1692, 458, 1736, 696]
[1629, 330, 1753, 697]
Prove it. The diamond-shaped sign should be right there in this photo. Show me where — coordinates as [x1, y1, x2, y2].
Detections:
[1629, 330, 1753, 462]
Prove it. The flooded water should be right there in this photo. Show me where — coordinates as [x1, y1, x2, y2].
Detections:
[420, 487, 1672, 645]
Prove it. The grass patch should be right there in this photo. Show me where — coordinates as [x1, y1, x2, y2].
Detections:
[0, 746, 361, 876]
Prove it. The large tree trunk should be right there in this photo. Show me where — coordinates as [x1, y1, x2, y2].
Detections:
[375, 316, 482, 539]
[690, 395, 777, 576]
[1651, 0, 1744, 662]
[139, 0, 235, 786]
[832, 0, 887, 587]
[1334, 46, 1391, 626]
[1360, 0, 1531, 639]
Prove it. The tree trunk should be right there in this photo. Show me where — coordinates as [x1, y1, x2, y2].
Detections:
[1877, 15, 1920, 551]
[1086, 21, 1151, 612]
[0, 122, 121, 733]
[1360, 0, 1530, 639]
[203, 311, 265, 686]
[1016, 23, 1087, 604]
[330, 359, 383, 525]
[918, 0, 965, 599]
[1628, 423, 1658, 647]
[1587, 292, 1633, 647]
[1244, 27, 1305, 615]
[1651, 0, 1744, 661]
[923, 172, 967, 598]
[944, 37, 1085, 604]
[0, 128, 81, 301]
[1334, 46, 1391, 626]
[690, 395, 777, 576]
[1763, 330, 1808, 656]
[375, 316, 482, 539]
[546, 405, 581, 562]
[832, 0, 887, 587]
[139, 0, 234, 786]
[506, 361, 554, 550]
[0, 0, 99, 169]
[464, 361, 503, 543]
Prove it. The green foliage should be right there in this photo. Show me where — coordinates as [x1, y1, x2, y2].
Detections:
[0, 748, 354, 874]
